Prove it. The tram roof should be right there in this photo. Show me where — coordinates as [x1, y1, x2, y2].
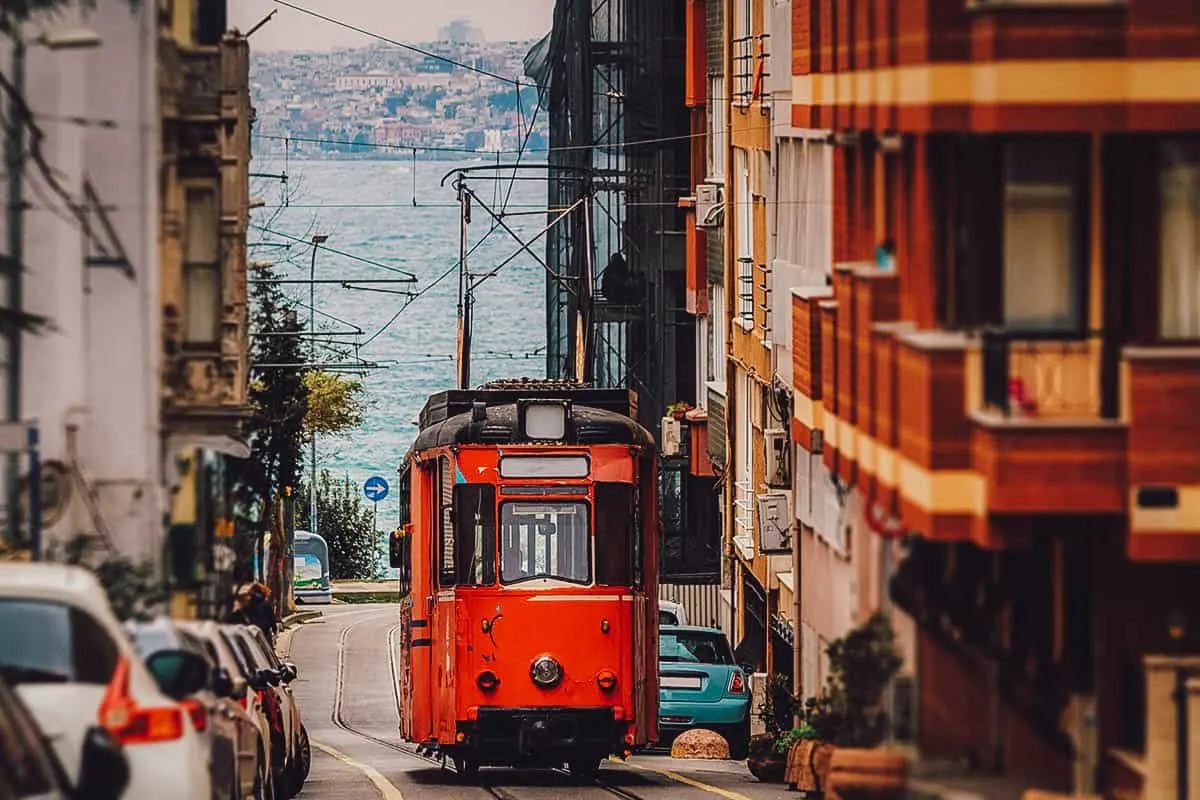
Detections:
[418, 380, 638, 429]
[410, 398, 654, 452]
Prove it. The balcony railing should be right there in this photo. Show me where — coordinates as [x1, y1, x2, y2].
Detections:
[731, 34, 769, 108]
[979, 328, 1114, 420]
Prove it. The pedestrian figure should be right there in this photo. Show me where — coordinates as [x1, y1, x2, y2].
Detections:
[227, 582, 278, 645]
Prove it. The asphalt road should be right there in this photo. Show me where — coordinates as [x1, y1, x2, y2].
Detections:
[282, 604, 796, 800]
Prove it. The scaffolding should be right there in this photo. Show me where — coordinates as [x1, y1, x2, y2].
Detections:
[526, 0, 692, 436]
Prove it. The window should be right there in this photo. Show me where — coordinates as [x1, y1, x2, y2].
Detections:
[594, 483, 634, 586]
[707, 77, 726, 182]
[397, 465, 412, 527]
[393, 532, 412, 597]
[0, 600, 119, 685]
[709, 283, 727, 385]
[438, 457, 455, 587]
[500, 501, 591, 585]
[659, 630, 735, 664]
[183, 185, 222, 345]
[1002, 140, 1084, 332]
[1159, 140, 1200, 339]
[0, 682, 57, 797]
[454, 484, 496, 586]
[775, 137, 832, 284]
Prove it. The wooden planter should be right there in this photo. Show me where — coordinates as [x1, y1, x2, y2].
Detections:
[824, 748, 908, 799]
[785, 739, 834, 795]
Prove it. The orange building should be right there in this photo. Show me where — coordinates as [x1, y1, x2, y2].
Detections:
[787, 1, 1200, 796]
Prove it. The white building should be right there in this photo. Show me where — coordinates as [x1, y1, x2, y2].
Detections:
[0, 2, 164, 558]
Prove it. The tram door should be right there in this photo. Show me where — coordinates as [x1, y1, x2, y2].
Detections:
[431, 455, 458, 742]
[408, 464, 436, 743]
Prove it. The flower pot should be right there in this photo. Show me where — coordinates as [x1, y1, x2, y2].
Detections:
[785, 739, 834, 793]
[747, 753, 787, 783]
[824, 747, 908, 799]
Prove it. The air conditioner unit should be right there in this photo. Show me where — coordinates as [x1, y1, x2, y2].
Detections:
[695, 183, 724, 229]
[661, 416, 682, 456]
[765, 428, 790, 488]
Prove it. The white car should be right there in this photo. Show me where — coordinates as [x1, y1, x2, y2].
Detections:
[0, 562, 211, 800]
[659, 599, 689, 626]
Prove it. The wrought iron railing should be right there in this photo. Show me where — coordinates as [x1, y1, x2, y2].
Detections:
[731, 33, 770, 107]
[979, 329, 1114, 419]
[737, 258, 755, 325]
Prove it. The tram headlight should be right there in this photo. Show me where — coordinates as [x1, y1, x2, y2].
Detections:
[597, 670, 618, 692]
[530, 656, 563, 689]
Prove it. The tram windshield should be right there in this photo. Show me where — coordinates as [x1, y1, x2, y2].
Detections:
[500, 501, 591, 585]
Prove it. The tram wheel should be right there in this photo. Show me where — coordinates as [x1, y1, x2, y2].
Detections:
[454, 756, 480, 782]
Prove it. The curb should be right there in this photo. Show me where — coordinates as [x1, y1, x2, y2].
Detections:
[282, 609, 323, 629]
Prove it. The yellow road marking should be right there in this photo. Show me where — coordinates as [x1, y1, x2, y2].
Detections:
[610, 758, 754, 800]
[312, 739, 405, 800]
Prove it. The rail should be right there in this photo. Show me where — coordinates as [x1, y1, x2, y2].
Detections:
[979, 328, 1114, 419]
[737, 258, 755, 325]
[732, 34, 770, 107]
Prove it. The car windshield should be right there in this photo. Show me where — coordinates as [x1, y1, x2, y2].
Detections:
[500, 501, 591, 585]
[0, 599, 119, 685]
[659, 630, 734, 665]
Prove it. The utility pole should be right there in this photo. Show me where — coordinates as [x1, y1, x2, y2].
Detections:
[308, 233, 328, 538]
[5, 24, 24, 549]
[455, 179, 471, 390]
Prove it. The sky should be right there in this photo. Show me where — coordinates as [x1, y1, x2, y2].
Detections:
[230, 0, 558, 51]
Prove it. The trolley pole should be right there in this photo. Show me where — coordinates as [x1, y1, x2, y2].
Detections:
[455, 179, 472, 390]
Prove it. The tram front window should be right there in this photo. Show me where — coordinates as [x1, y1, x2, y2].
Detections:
[500, 501, 591, 585]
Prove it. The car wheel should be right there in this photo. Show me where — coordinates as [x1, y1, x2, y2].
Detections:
[297, 726, 311, 783]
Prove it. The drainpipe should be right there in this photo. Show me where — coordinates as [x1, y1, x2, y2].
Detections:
[5, 28, 25, 548]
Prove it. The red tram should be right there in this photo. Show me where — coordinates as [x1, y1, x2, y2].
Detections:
[389, 380, 659, 777]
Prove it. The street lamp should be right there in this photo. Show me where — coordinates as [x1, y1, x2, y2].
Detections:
[308, 234, 328, 539]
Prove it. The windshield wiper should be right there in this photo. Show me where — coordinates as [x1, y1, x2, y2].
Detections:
[0, 664, 70, 684]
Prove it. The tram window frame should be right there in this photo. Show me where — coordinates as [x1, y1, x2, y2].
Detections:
[438, 456, 456, 588]
[391, 532, 412, 596]
[397, 465, 412, 527]
[453, 484, 496, 586]
[595, 483, 635, 586]
[499, 500, 592, 586]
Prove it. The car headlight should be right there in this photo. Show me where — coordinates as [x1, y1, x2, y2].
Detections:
[530, 656, 563, 689]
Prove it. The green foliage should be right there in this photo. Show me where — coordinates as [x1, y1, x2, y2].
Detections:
[44, 534, 168, 621]
[806, 611, 903, 748]
[303, 370, 365, 438]
[755, 672, 800, 738]
[774, 723, 821, 756]
[297, 470, 381, 581]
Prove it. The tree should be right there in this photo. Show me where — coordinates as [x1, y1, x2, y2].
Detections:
[297, 470, 381, 580]
[229, 264, 308, 569]
[303, 370, 365, 438]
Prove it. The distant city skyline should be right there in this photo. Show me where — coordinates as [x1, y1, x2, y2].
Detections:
[231, 0, 556, 51]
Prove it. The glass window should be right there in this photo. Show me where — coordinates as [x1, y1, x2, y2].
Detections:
[1159, 140, 1200, 339]
[454, 484, 496, 586]
[659, 631, 735, 665]
[438, 457, 455, 588]
[1002, 139, 1083, 332]
[183, 185, 221, 344]
[0, 600, 118, 686]
[500, 501, 591, 585]
[594, 483, 634, 586]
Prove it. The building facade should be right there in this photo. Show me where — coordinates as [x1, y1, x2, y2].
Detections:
[785, 0, 1200, 796]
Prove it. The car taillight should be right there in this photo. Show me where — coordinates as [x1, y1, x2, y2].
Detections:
[728, 671, 746, 694]
[182, 699, 208, 733]
[98, 657, 186, 745]
[237, 694, 249, 710]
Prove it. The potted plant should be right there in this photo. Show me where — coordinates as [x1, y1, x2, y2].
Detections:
[665, 401, 693, 420]
[746, 673, 798, 782]
[811, 612, 908, 799]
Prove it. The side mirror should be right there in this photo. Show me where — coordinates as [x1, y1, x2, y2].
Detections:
[741, 664, 756, 679]
[75, 726, 129, 800]
[211, 666, 235, 698]
[247, 669, 268, 692]
[280, 662, 298, 683]
[259, 668, 280, 687]
[145, 649, 210, 701]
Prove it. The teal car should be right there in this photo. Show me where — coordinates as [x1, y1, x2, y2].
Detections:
[658, 625, 750, 758]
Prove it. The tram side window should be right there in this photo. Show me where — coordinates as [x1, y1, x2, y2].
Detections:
[397, 467, 412, 527]
[438, 456, 455, 588]
[392, 534, 412, 597]
[595, 483, 634, 586]
[454, 484, 496, 585]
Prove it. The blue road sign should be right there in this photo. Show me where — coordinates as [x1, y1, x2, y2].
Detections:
[363, 476, 389, 503]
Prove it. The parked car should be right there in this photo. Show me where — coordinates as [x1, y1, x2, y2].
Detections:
[179, 618, 276, 799]
[658, 599, 688, 626]
[0, 562, 211, 799]
[220, 623, 309, 798]
[657, 625, 751, 759]
[126, 616, 262, 800]
[0, 671, 129, 800]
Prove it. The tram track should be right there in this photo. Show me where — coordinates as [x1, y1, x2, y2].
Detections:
[326, 607, 651, 800]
